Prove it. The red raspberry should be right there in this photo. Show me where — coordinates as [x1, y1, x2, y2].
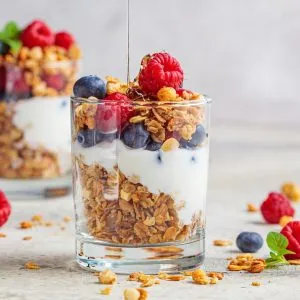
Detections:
[43, 74, 65, 91]
[176, 88, 192, 97]
[138, 52, 184, 94]
[260, 192, 295, 224]
[0, 190, 11, 227]
[55, 31, 75, 50]
[281, 221, 300, 259]
[96, 92, 133, 133]
[21, 20, 55, 48]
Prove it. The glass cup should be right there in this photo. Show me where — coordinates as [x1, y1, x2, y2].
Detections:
[71, 95, 211, 274]
[0, 55, 79, 195]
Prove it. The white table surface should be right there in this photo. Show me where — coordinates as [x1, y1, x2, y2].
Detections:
[1, 123, 300, 300]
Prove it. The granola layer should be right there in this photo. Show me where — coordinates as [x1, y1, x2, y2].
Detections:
[76, 156, 203, 245]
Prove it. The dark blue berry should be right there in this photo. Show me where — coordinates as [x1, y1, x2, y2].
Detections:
[73, 75, 106, 99]
[77, 129, 104, 148]
[180, 125, 207, 149]
[121, 123, 149, 149]
[146, 140, 162, 151]
[236, 232, 263, 253]
[0, 41, 9, 55]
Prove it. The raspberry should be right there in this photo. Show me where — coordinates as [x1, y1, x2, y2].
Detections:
[21, 20, 55, 48]
[96, 93, 133, 133]
[55, 31, 75, 50]
[138, 52, 184, 94]
[0, 190, 11, 227]
[42, 73, 65, 91]
[281, 221, 300, 259]
[260, 192, 295, 224]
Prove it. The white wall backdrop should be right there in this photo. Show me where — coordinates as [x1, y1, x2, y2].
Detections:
[1, 0, 300, 127]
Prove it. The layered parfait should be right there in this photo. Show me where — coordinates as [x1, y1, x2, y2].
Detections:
[0, 20, 81, 178]
[72, 52, 210, 245]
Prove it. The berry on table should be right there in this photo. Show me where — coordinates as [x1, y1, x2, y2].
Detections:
[180, 125, 207, 149]
[0, 41, 10, 55]
[260, 192, 295, 224]
[77, 129, 104, 148]
[55, 31, 75, 50]
[73, 75, 106, 99]
[281, 221, 300, 259]
[236, 232, 263, 253]
[0, 190, 11, 227]
[138, 52, 184, 94]
[21, 20, 55, 48]
[121, 123, 149, 149]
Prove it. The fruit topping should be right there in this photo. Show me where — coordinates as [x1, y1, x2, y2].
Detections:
[21, 20, 55, 48]
[146, 139, 162, 151]
[0, 190, 11, 227]
[260, 192, 295, 224]
[138, 52, 184, 94]
[54, 31, 75, 50]
[12, 74, 31, 99]
[42, 73, 65, 91]
[180, 125, 207, 149]
[280, 221, 300, 259]
[121, 123, 149, 149]
[77, 129, 104, 148]
[73, 75, 106, 99]
[0, 41, 9, 55]
[236, 232, 264, 253]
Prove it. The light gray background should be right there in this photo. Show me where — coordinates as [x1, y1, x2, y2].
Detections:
[1, 0, 300, 126]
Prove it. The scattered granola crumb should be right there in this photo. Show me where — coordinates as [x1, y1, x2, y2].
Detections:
[98, 269, 117, 284]
[99, 287, 112, 295]
[20, 221, 33, 229]
[252, 281, 261, 286]
[23, 236, 32, 241]
[227, 254, 266, 273]
[191, 269, 210, 285]
[124, 288, 148, 300]
[247, 203, 258, 212]
[288, 259, 300, 265]
[0, 233, 7, 238]
[24, 261, 40, 270]
[210, 277, 219, 284]
[279, 215, 293, 227]
[213, 239, 233, 247]
[63, 216, 72, 222]
[31, 215, 43, 222]
[182, 270, 193, 276]
[44, 221, 53, 227]
[207, 272, 224, 280]
[281, 182, 300, 202]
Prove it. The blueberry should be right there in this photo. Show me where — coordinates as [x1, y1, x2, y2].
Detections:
[0, 41, 9, 55]
[236, 232, 263, 253]
[146, 139, 162, 151]
[73, 75, 106, 99]
[180, 125, 207, 149]
[77, 129, 104, 148]
[121, 123, 149, 149]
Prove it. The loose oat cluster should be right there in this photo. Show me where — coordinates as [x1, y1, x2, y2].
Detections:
[0, 20, 81, 179]
[227, 254, 266, 273]
[77, 158, 202, 244]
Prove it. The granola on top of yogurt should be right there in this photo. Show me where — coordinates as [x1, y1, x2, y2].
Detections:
[72, 52, 210, 245]
[0, 20, 81, 178]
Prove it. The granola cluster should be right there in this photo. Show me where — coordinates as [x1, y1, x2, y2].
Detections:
[227, 254, 266, 273]
[76, 157, 203, 244]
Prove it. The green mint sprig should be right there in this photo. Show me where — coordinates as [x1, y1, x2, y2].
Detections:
[0, 21, 22, 53]
[265, 232, 295, 267]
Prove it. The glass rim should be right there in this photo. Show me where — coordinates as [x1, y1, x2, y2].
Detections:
[71, 94, 212, 106]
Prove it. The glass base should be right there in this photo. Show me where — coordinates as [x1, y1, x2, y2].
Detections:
[76, 230, 205, 274]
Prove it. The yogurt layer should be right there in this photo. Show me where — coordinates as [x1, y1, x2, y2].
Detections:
[12, 96, 71, 174]
[75, 140, 209, 224]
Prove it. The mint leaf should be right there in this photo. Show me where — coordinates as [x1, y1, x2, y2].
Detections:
[3, 21, 21, 39]
[267, 232, 288, 254]
[5, 39, 21, 53]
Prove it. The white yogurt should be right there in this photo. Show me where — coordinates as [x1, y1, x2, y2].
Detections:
[12, 96, 71, 174]
[75, 140, 209, 224]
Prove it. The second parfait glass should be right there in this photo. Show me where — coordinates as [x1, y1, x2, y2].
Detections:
[72, 91, 211, 273]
